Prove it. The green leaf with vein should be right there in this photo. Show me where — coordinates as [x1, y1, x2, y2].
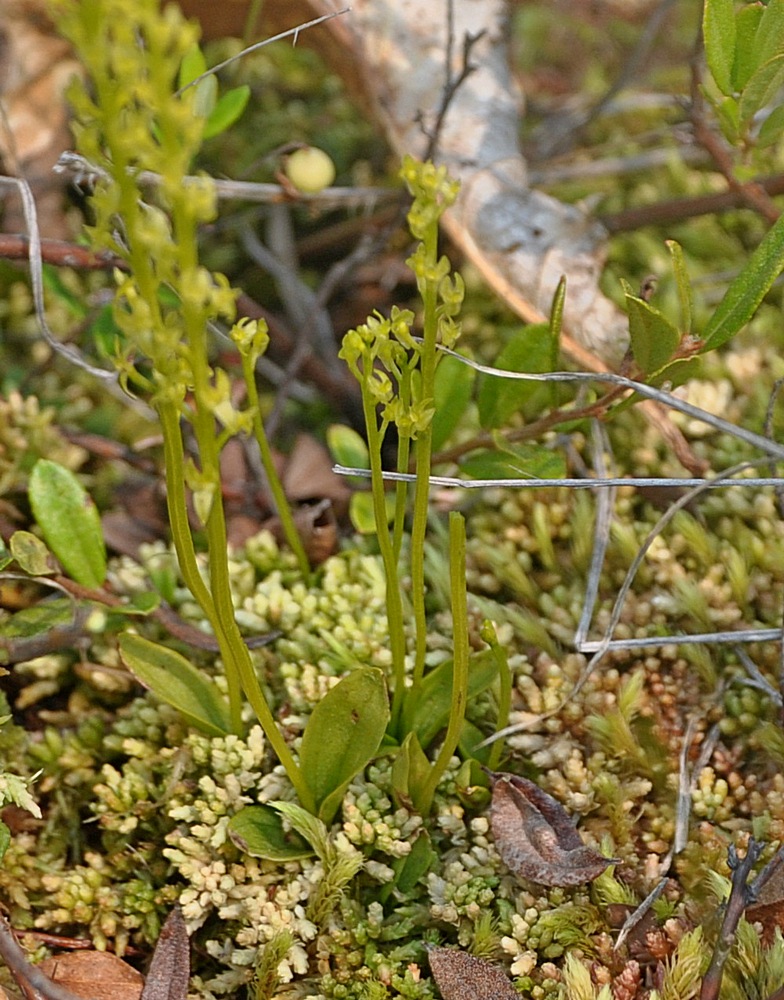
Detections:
[119, 633, 232, 737]
[703, 0, 736, 96]
[299, 667, 389, 824]
[29, 460, 106, 588]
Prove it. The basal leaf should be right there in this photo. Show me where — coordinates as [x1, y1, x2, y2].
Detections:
[119, 633, 232, 737]
[624, 290, 680, 376]
[227, 805, 313, 861]
[400, 650, 497, 749]
[391, 731, 432, 813]
[488, 771, 616, 886]
[431, 350, 475, 452]
[703, 0, 736, 96]
[477, 324, 554, 429]
[702, 208, 784, 350]
[388, 829, 436, 896]
[299, 668, 389, 824]
[28, 460, 106, 588]
[203, 86, 250, 139]
[428, 948, 518, 1000]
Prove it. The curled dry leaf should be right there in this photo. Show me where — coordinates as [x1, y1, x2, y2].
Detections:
[427, 947, 518, 1000]
[488, 770, 616, 887]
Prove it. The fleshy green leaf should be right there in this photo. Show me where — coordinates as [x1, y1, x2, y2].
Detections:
[299, 668, 389, 824]
[9, 531, 54, 576]
[0, 537, 10, 572]
[431, 350, 475, 452]
[624, 288, 681, 376]
[119, 633, 232, 737]
[703, 0, 737, 96]
[0, 820, 9, 863]
[460, 443, 566, 482]
[400, 650, 497, 750]
[477, 324, 555, 429]
[227, 805, 313, 861]
[28, 460, 106, 588]
[702, 208, 784, 349]
[203, 86, 250, 139]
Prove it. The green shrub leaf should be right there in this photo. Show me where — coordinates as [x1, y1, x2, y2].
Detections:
[624, 288, 680, 376]
[703, 0, 736, 96]
[204, 86, 250, 139]
[702, 209, 784, 350]
[460, 443, 565, 482]
[477, 324, 554, 429]
[28, 460, 106, 588]
[299, 667, 389, 824]
[119, 633, 232, 736]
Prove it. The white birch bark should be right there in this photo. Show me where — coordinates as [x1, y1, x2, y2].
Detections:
[317, 0, 629, 363]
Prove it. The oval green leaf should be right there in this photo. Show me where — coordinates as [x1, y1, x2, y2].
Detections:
[299, 667, 389, 824]
[460, 443, 566, 482]
[227, 805, 313, 861]
[28, 460, 106, 588]
[119, 633, 232, 737]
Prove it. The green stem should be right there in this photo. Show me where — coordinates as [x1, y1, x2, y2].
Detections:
[480, 620, 512, 770]
[241, 354, 311, 582]
[410, 226, 440, 691]
[362, 387, 407, 726]
[418, 511, 468, 813]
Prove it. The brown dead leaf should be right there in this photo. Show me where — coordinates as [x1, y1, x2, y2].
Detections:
[747, 855, 784, 944]
[427, 947, 518, 1000]
[488, 770, 615, 886]
[39, 951, 143, 1000]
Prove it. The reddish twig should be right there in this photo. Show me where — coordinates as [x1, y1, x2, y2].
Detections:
[700, 839, 765, 1000]
[0, 234, 127, 271]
